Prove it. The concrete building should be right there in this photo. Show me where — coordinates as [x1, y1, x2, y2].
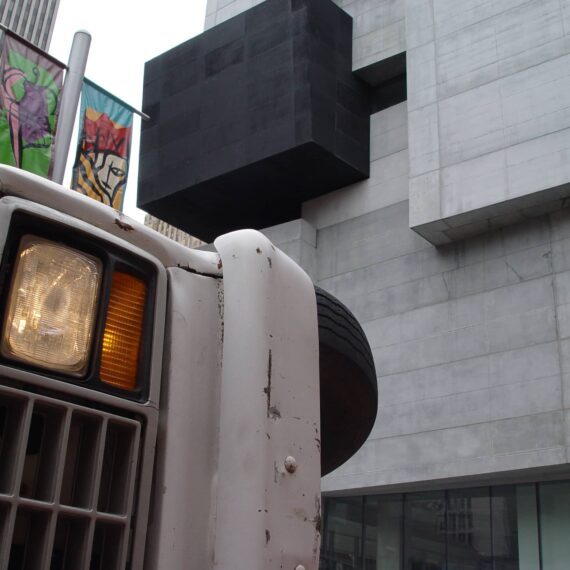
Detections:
[141, 0, 570, 568]
[0, 0, 60, 50]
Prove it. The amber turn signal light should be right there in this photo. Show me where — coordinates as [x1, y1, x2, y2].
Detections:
[100, 271, 147, 391]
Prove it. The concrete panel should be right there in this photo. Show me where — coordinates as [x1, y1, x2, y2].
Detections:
[379, 355, 490, 406]
[261, 218, 316, 247]
[353, 0, 403, 37]
[364, 300, 452, 348]
[555, 270, 570, 305]
[353, 14, 405, 70]
[409, 170, 442, 227]
[376, 375, 561, 439]
[489, 412, 565, 455]
[558, 303, 570, 339]
[504, 89, 570, 150]
[323, 411, 566, 492]
[561, 339, 570, 408]
[376, 388, 493, 438]
[316, 201, 426, 279]
[408, 103, 440, 177]
[551, 208, 570, 242]
[506, 130, 570, 200]
[486, 306, 558, 353]
[436, 16, 499, 98]
[553, 238, 570, 273]
[373, 322, 488, 375]
[407, 42, 437, 110]
[303, 150, 409, 230]
[405, 0, 434, 49]
[494, 0, 564, 66]
[346, 272, 451, 323]
[488, 376, 562, 421]
[502, 216, 553, 254]
[433, 0, 532, 38]
[441, 150, 509, 218]
[370, 103, 408, 161]
[439, 82, 505, 167]
[318, 248, 427, 300]
[409, 2, 570, 245]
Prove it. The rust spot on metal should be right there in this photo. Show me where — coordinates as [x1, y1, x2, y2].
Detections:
[114, 217, 134, 231]
[268, 406, 281, 419]
[217, 258, 223, 269]
[313, 495, 322, 534]
[293, 508, 309, 521]
[256, 247, 262, 254]
[267, 256, 272, 268]
[177, 263, 222, 279]
[264, 349, 273, 416]
[265, 529, 271, 544]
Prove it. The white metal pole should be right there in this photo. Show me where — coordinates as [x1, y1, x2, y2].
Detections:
[51, 30, 91, 185]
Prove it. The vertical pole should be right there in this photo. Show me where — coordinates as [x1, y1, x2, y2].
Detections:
[51, 30, 91, 185]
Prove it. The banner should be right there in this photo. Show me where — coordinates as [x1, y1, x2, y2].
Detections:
[0, 34, 64, 178]
[71, 79, 133, 211]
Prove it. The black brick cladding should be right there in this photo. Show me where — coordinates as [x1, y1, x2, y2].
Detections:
[138, 0, 370, 242]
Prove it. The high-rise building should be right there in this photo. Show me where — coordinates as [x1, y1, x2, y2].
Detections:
[140, 0, 570, 568]
[0, 0, 60, 50]
[144, 214, 204, 249]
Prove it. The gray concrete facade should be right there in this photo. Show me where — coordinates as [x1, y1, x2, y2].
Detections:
[407, 0, 570, 245]
[203, 0, 570, 496]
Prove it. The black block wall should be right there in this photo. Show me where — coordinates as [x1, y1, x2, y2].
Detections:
[139, 0, 370, 241]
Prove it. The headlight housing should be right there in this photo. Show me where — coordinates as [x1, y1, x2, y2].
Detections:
[1, 236, 102, 376]
[0, 215, 155, 401]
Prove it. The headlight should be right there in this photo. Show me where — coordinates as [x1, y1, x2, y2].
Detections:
[1, 236, 102, 375]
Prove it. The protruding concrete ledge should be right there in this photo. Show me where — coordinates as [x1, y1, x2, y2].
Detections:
[411, 183, 570, 247]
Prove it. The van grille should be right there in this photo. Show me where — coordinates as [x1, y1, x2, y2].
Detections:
[0, 384, 141, 570]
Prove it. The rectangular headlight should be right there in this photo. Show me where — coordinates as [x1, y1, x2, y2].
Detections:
[1, 235, 102, 376]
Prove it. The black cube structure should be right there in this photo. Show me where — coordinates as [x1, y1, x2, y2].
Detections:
[138, 0, 370, 242]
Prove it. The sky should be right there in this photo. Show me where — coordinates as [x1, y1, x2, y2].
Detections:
[49, 0, 208, 221]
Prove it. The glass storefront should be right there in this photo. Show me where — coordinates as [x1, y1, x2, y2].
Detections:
[320, 481, 570, 570]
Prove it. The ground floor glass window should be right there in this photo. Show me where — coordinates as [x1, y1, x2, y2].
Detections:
[320, 481, 569, 570]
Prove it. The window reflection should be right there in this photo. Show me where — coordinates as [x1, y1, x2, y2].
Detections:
[322, 496, 363, 570]
[364, 495, 403, 570]
[446, 488, 491, 570]
[405, 492, 445, 570]
[539, 481, 570, 570]
[492, 486, 522, 570]
[321, 481, 570, 570]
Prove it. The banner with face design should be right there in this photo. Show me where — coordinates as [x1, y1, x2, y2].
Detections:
[71, 79, 133, 210]
[0, 33, 65, 178]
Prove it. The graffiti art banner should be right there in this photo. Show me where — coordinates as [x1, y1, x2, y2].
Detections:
[0, 34, 64, 178]
[71, 79, 133, 211]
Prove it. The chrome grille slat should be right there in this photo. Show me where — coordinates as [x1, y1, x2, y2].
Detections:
[0, 384, 142, 570]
